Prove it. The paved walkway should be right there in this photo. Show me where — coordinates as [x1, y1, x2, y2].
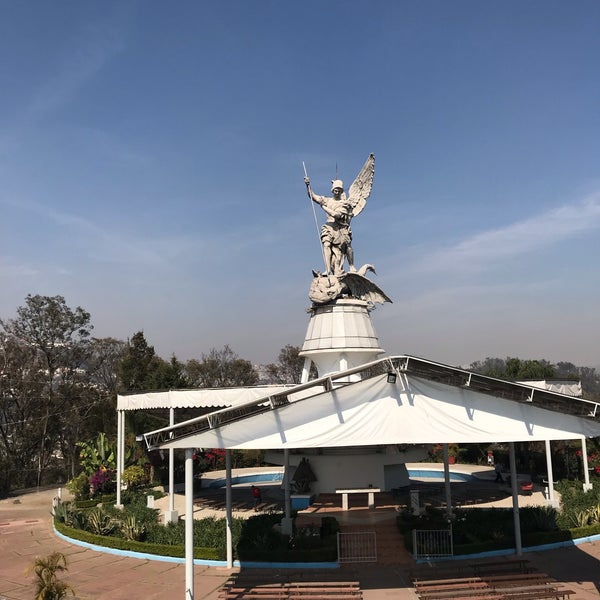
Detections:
[2, 469, 600, 600]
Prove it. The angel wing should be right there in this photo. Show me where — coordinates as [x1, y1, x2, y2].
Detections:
[348, 153, 375, 218]
[340, 271, 392, 305]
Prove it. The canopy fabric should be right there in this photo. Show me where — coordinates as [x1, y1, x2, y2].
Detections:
[154, 373, 600, 451]
[117, 385, 292, 411]
[518, 380, 582, 397]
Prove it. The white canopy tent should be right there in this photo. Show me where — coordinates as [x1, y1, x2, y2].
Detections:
[146, 373, 600, 450]
[135, 355, 600, 599]
[143, 355, 600, 451]
[115, 385, 294, 521]
[117, 385, 295, 411]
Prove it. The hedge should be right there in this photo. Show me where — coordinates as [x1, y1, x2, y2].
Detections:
[453, 522, 600, 554]
[54, 521, 221, 560]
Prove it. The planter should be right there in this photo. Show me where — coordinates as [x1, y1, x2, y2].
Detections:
[291, 494, 315, 509]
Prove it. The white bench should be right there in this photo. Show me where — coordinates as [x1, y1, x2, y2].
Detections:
[335, 487, 380, 510]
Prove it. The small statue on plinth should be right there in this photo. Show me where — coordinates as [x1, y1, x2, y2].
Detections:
[303, 154, 391, 306]
[292, 457, 317, 494]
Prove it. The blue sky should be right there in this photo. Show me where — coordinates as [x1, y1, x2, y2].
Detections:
[2, 1, 600, 368]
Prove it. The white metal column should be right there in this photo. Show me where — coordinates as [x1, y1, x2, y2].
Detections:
[225, 450, 233, 568]
[284, 449, 291, 518]
[581, 438, 593, 491]
[544, 440, 556, 504]
[281, 449, 293, 535]
[116, 410, 123, 507]
[508, 442, 522, 555]
[169, 408, 175, 511]
[442, 443, 452, 517]
[185, 448, 194, 599]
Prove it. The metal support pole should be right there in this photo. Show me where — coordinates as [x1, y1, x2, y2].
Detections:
[169, 408, 175, 512]
[508, 442, 522, 555]
[284, 449, 291, 518]
[225, 449, 233, 568]
[116, 410, 123, 507]
[442, 443, 452, 517]
[185, 448, 194, 600]
[581, 438, 593, 491]
[544, 440, 556, 503]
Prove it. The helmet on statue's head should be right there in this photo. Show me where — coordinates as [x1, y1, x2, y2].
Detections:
[331, 179, 344, 192]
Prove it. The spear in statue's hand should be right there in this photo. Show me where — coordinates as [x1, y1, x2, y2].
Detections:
[303, 161, 328, 274]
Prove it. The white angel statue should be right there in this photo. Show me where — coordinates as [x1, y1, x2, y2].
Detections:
[304, 153, 375, 277]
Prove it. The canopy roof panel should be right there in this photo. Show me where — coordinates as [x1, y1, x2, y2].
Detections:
[142, 355, 600, 451]
[117, 385, 294, 410]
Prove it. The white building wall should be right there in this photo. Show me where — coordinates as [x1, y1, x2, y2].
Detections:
[265, 445, 429, 494]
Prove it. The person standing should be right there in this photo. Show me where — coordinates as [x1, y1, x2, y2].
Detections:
[251, 485, 262, 510]
[494, 462, 504, 483]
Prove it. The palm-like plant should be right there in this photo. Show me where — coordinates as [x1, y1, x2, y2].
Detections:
[30, 551, 75, 600]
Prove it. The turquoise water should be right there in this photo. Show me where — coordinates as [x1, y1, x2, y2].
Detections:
[205, 468, 474, 488]
[206, 471, 284, 488]
[407, 469, 475, 482]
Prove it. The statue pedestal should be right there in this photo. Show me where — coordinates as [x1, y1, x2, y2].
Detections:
[300, 299, 384, 380]
[164, 510, 179, 525]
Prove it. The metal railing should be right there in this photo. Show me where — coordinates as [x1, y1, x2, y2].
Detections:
[412, 527, 453, 560]
[337, 531, 377, 563]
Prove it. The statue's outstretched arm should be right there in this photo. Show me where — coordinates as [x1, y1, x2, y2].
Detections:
[304, 176, 316, 200]
[305, 178, 326, 207]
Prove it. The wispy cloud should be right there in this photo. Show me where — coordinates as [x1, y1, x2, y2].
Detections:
[0, 259, 39, 279]
[1, 193, 174, 267]
[23, 20, 125, 123]
[416, 192, 600, 273]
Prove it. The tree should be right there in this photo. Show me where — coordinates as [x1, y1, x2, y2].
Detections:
[504, 357, 555, 379]
[147, 354, 189, 390]
[87, 337, 126, 396]
[264, 344, 315, 384]
[185, 345, 258, 388]
[0, 294, 93, 488]
[118, 331, 157, 392]
[117, 332, 191, 440]
[30, 551, 74, 600]
[0, 335, 48, 493]
[0, 294, 92, 377]
[469, 356, 555, 380]
[468, 357, 506, 378]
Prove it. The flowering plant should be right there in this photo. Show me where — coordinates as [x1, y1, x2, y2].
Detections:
[587, 452, 600, 474]
[429, 443, 460, 461]
[90, 468, 116, 496]
[202, 448, 226, 471]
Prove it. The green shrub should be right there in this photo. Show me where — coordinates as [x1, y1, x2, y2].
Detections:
[54, 501, 87, 529]
[122, 465, 147, 488]
[54, 521, 221, 559]
[397, 505, 562, 552]
[555, 480, 600, 528]
[55, 506, 337, 563]
[119, 515, 147, 542]
[146, 521, 185, 546]
[74, 499, 98, 509]
[87, 508, 117, 536]
[120, 487, 165, 506]
[320, 516, 340, 537]
[67, 472, 90, 501]
[519, 506, 558, 532]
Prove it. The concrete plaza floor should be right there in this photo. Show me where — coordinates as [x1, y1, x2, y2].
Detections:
[2, 467, 600, 599]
